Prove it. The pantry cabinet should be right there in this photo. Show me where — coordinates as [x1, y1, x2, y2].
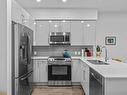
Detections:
[33, 59, 48, 83]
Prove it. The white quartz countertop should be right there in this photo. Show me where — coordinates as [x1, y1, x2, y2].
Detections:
[80, 57, 127, 78]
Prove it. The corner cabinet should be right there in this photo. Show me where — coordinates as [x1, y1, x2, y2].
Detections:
[80, 61, 90, 95]
[33, 59, 48, 83]
[35, 21, 50, 45]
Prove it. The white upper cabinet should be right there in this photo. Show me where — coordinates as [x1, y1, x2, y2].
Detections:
[83, 21, 96, 45]
[71, 21, 84, 45]
[71, 20, 96, 45]
[49, 21, 60, 32]
[61, 21, 71, 32]
[34, 20, 96, 46]
[35, 21, 49, 45]
[49, 20, 71, 32]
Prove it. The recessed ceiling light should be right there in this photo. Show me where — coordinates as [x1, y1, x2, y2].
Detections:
[34, 22, 36, 25]
[49, 20, 52, 23]
[54, 24, 58, 28]
[62, 20, 66, 23]
[86, 24, 90, 27]
[81, 21, 84, 23]
[62, 0, 67, 3]
[36, 0, 42, 3]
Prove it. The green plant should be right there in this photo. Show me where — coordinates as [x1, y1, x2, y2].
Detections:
[96, 45, 101, 52]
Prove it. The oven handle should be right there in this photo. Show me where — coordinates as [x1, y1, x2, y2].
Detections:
[20, 72, 33, 81]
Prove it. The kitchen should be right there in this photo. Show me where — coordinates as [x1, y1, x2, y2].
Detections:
[1, 0, 127, 95]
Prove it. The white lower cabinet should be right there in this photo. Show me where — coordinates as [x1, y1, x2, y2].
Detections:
[72, 60, 81, 82]
[33, 59, 48, 83]
[80, 61, 89, 95]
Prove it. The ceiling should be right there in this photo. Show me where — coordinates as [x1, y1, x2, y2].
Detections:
[16, 0, 127, 12]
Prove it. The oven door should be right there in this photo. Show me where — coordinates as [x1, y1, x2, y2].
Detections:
[48, 65, 71, 81]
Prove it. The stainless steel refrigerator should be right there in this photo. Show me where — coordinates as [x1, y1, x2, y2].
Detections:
[12, 21, 33, 95]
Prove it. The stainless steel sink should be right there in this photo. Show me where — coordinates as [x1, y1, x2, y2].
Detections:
[87, 60, 109, 65]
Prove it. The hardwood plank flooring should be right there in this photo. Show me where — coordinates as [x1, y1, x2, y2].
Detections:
[32, 86, 85, 95]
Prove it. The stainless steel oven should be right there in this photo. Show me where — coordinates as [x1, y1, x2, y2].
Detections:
[49, 32, 70, 45]
[48, 56, 72, 86]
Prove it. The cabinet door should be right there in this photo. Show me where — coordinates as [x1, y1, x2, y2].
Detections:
[33, 60, 40, 82]
[49, 21, 61, 32]
[72, 60, 81, 82]
[81, 62, 89, 95]
[49, 20, 71, 32]
[35, 21, 49, 45]
[71, 21, 84, 45]
[39, 60, 48, 82]
[61, 21, 71, 32]
[83, 21, 96, 45]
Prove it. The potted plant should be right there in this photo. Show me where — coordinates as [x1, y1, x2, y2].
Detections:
[96, 45, 101, 57]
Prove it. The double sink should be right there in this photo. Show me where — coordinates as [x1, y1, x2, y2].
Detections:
[87, 60, 109, 65]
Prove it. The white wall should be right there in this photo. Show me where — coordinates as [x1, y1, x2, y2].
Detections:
[96, 12, 127, 62]
[0, 0, 7, 94]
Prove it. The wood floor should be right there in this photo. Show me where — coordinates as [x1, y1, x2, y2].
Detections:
[32, 86, 85, 95]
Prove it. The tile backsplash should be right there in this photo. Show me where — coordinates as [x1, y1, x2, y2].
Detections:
[32, 45, 94, 57]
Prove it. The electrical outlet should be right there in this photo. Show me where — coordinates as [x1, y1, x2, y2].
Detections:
[75, 51, 77, 55]
[78, 51, 81, 55]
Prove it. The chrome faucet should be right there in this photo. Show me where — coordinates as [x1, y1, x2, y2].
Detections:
[101, 46, 108, 62]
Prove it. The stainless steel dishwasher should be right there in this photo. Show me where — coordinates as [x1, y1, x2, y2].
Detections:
[89, 68, 105, 95]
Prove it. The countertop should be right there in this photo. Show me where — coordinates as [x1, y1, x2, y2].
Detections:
[32, 56, 127, 78]
[80, 57, 127, 78]
[31, 56, 81, 60]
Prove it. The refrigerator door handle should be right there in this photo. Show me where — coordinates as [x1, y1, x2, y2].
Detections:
[21, 72, 33, 81]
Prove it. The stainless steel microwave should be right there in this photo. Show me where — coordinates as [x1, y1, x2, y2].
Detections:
[49, 32, 71, 45]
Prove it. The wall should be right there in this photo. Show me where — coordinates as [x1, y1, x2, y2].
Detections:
[96, 12, 127, 62]
[28, 9, 98, 20]
[0, 0, 7, 94]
